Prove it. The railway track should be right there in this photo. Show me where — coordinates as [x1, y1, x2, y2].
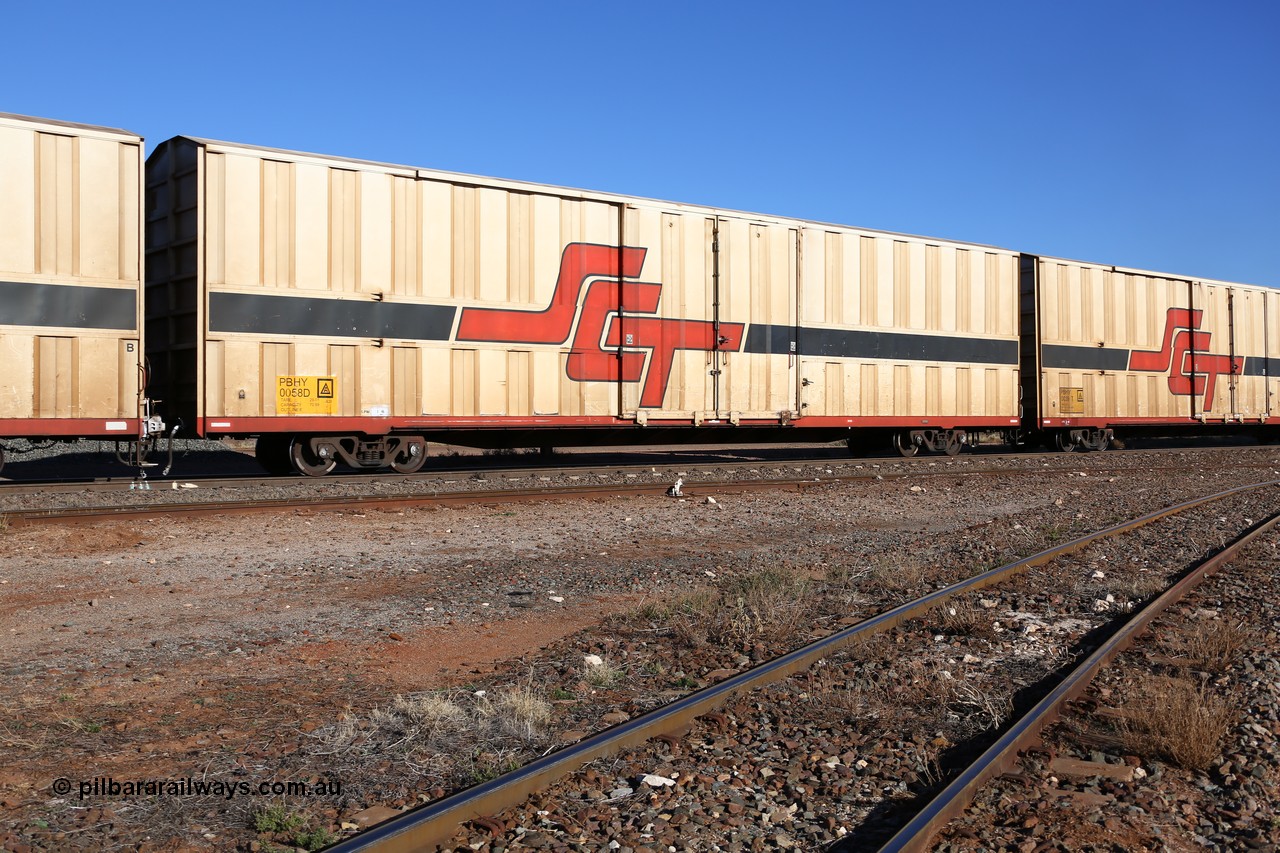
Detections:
[5, 445, 1280, 526]
[879, 503, 1280, 851]
[318, 480, 1279, 852]
[2, 439, 1277, 493]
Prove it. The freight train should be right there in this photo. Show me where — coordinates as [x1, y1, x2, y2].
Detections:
[1, 111, 1275, 476]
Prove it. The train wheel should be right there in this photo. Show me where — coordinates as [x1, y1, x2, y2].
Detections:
[254, 435, 293, 476]
[893, 431, 919, 458]
[943, 432, 963, 457]
[289, 437, 336, 477]
[1054, 431, 1080, 453]
[389, 437, 426, 474]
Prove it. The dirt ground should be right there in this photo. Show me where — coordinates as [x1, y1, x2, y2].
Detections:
[1, 445, 1278, 851]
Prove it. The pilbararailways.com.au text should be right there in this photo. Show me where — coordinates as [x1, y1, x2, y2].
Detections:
[53, 777, 342, 801]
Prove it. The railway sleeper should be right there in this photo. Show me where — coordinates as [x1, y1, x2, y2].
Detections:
[256, 434, 427, 476]
[893, 428, 968, 458]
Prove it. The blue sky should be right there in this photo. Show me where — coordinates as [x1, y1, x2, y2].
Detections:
[5, 1, 1276, 285]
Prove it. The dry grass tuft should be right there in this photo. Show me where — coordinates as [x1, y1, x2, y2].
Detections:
[948, 680, 1012, 732]
[931, 599, 997, 639]
[1115, 675, 1238, 770]
[1118, 569, 1171, 602]
[862, 557, 931, 596]
[583, 657, 624, 688]
[807, 665, 890, 725]
[390, 693, 468, 735]
[1180, 620, 1252, 672]
[483, 685, 553, 742]
[308, 683, 554, 790]
[823, 563, 875, 601]
[715, 567, 816, 645]
[666, 589, 718, 648]
[634, 566, 817, 649]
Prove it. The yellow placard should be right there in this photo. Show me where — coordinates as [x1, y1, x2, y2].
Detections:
[1059, 387, 1085, 415]
[277, 376, 337, 415]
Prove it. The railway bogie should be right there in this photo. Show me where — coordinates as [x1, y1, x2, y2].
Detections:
[892, 428, 969, 457]
[251, 432, 427, 476]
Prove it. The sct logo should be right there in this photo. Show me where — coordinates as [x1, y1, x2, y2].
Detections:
[1127, 308, 1242, 406]
[456, 243, 744, 408]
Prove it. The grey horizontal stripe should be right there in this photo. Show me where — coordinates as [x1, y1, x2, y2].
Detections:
[1243, 356, 1280, 377]
[1040, 344, 1130, 371]
[0, 280, 136, 330]
[209, 292, 457, 340]
[744, 324, 1018, 365]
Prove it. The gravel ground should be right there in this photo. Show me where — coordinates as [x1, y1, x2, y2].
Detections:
[429, 486, 1280, 851]
[0, 445, 1276, 851]
[935, 527, 1280, 853]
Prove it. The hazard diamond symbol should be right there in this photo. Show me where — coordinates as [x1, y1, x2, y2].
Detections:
[317, 379, 334, 399]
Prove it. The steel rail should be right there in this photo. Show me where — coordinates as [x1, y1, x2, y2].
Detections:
[0, 444, 870, 490]
[321, 479, 1279, 852]
[2, 479, 821, 526]
[0, 465, 1121, 526]
[3, 442, 1274, 495]
[878, 501, 1280, 853]
[7, 455, 1277, 526]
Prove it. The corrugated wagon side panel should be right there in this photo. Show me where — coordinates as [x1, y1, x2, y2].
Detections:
[359, 171, 393, 297]
[719, 217, 796, 418]
[1195, 280, 1272, 421]
[192, 146, 434, 422]
[447, 186, 621, 418]
[1268, 292, 1280, 419]
[1, 115, 144, 432]
[1037, 258, 1210, 426]
[654, 209, 714, 416]
[77, 137, 127, 280]
[1194, 283, 1233, 416]
[1231, 287, 1266, 418]
[0, 337, 36, 418]
[216, 152, 264, 288]
[796, 230, 1018, 423]
[0, 127, 37, 275]
[328, 344, 358, 416]
[294, 163, 331, 292]
[328, 168, 360, 293]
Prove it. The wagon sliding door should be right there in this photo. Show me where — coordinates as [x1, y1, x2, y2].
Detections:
[618, 209, 797, 422]
[1268, 290, 1280, 420]
[1191, 280, 1245, 421]
[714, 217, 798, 422]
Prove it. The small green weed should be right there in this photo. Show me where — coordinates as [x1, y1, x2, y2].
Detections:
[295, 826, 337, 851]
[254, 804, 305, 834]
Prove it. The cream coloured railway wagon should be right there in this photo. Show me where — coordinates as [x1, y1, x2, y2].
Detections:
[0, 112, 159, 473]
[1022, 254, 1279, 450]
[144, 136, 1022, 475]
